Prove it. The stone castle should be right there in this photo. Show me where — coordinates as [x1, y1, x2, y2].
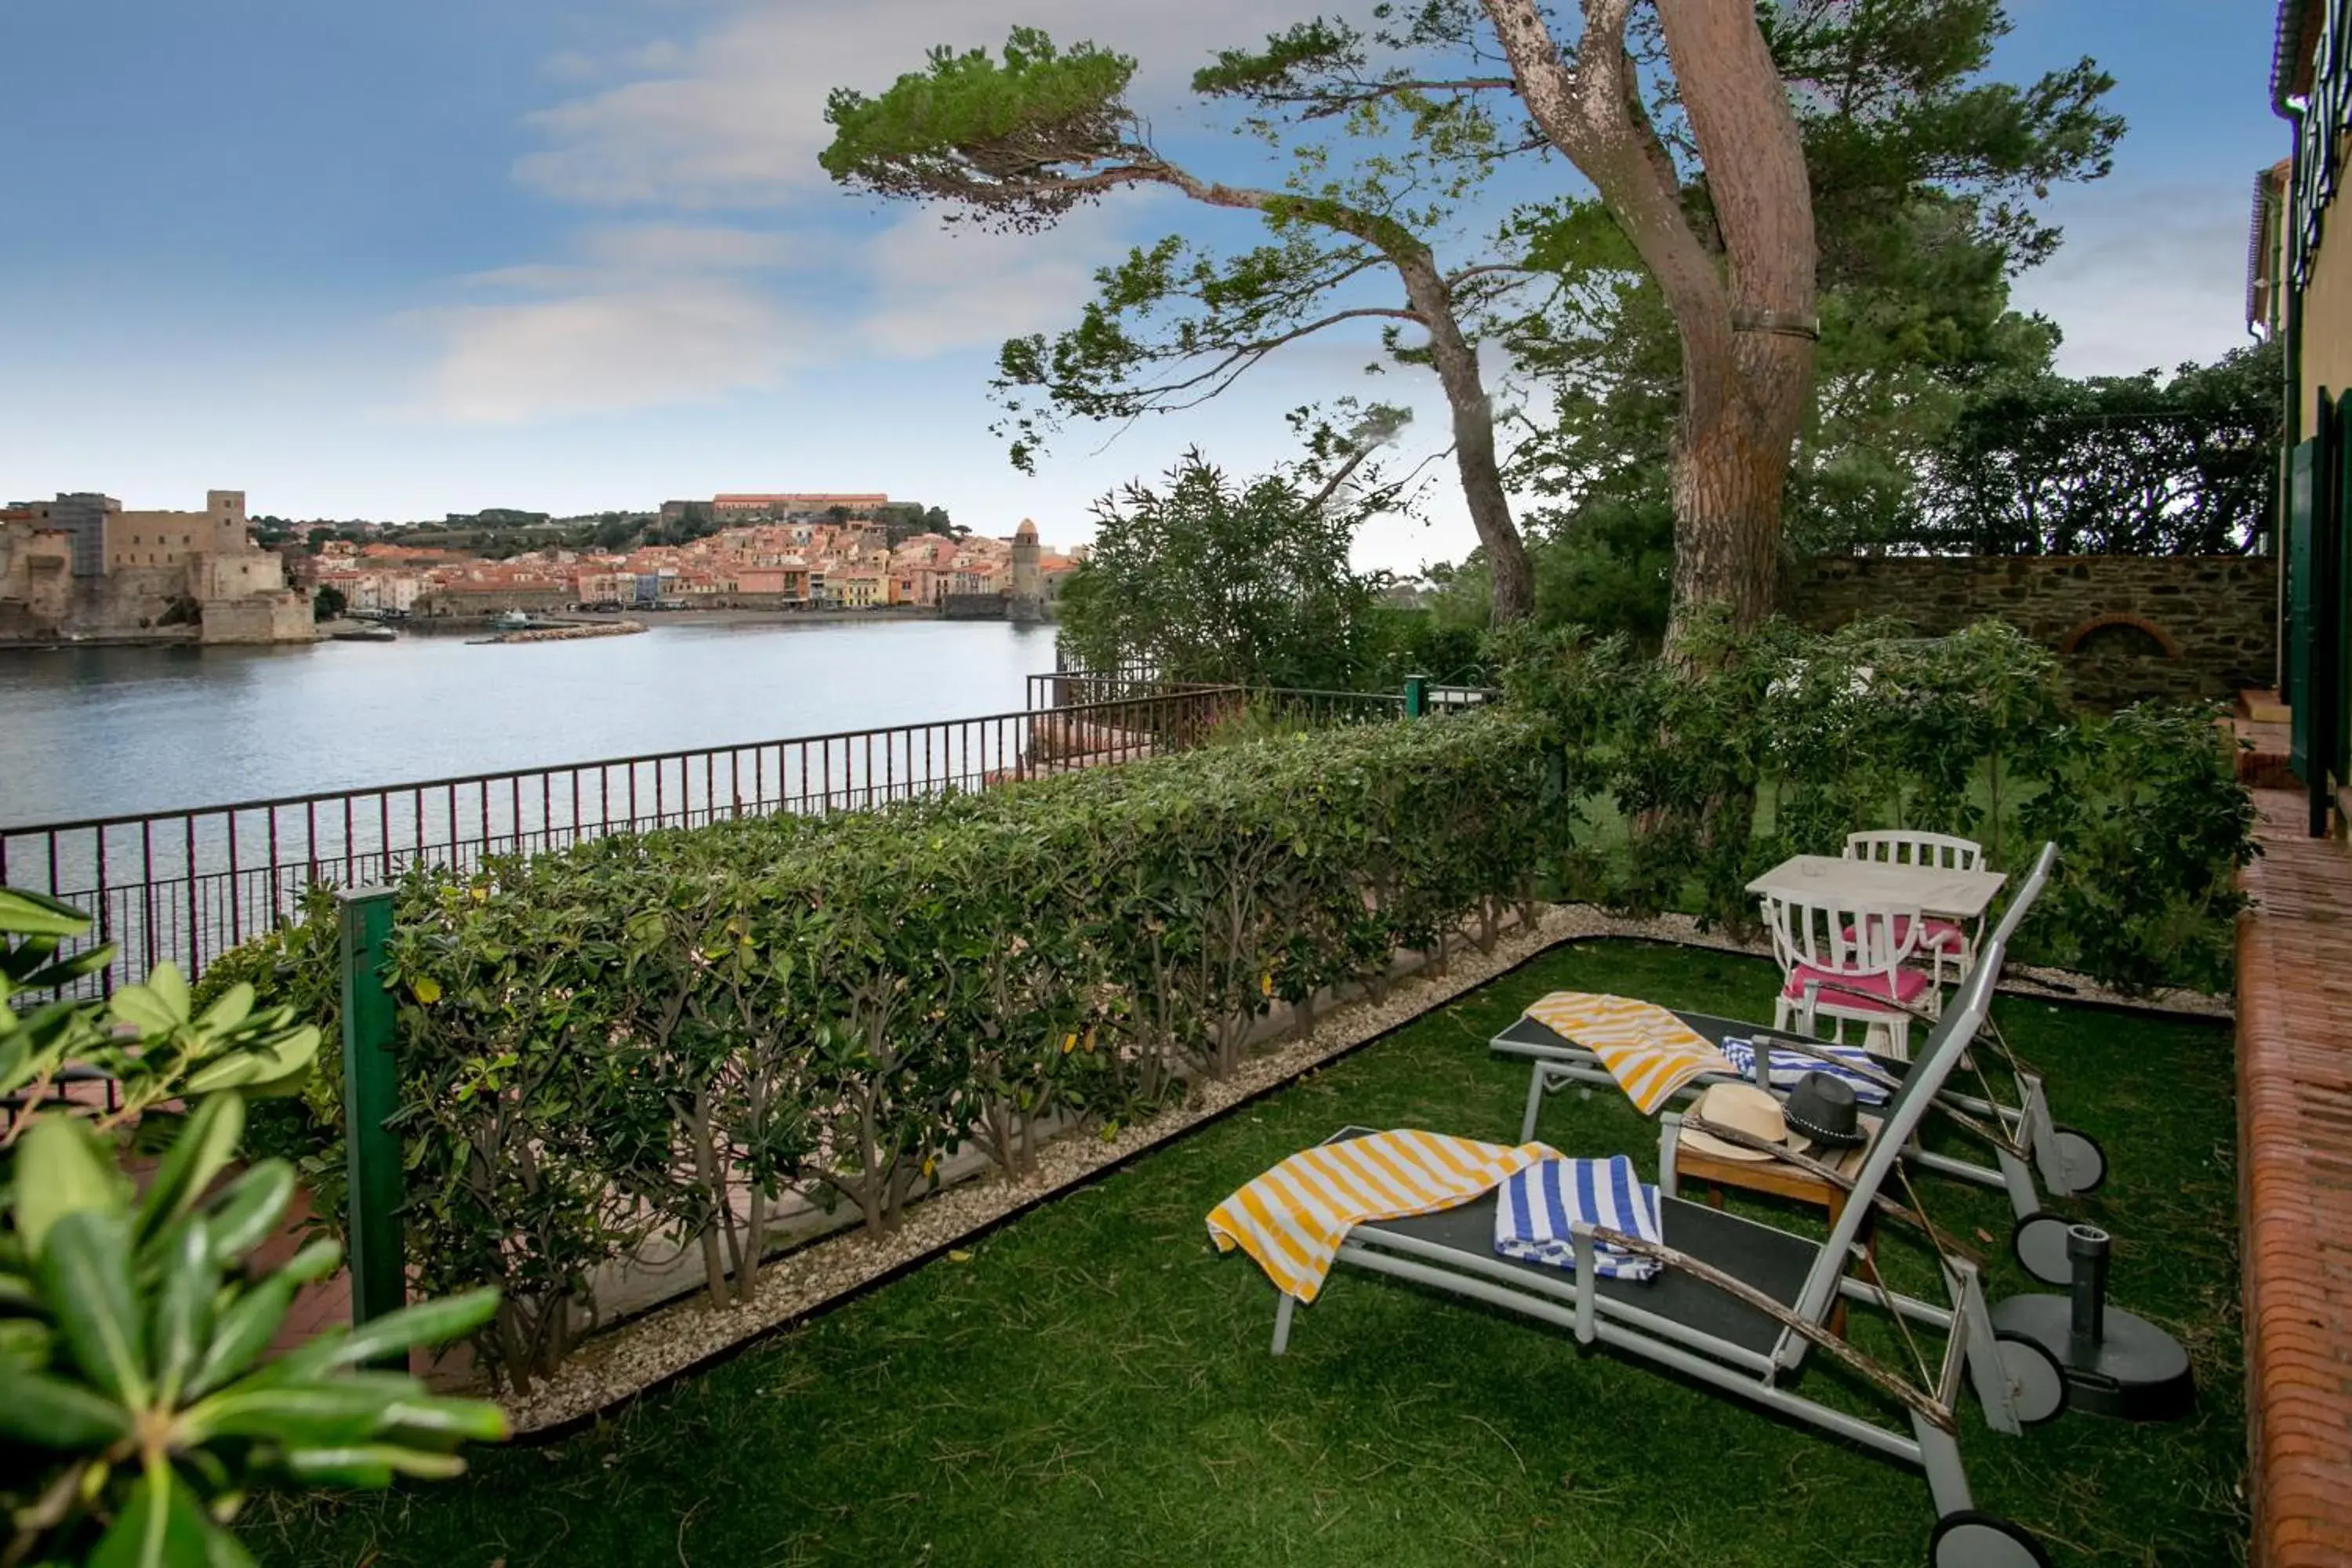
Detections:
[0, 488, 314, 645]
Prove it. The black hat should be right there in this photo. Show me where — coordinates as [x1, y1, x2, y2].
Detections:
[1783, 1073, 1867, 1149]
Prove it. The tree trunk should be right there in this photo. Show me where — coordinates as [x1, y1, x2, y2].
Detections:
[1667, 403, 1792, 645]
[1398, 257, 1535, 625]
[1483, 0, 1816, 643]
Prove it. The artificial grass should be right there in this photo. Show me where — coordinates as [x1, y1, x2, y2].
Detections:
[252, 940, 2244, 1568]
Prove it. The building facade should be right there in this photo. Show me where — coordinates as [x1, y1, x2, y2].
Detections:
[2255, 1, 2352, 434]
[0, 488, 312, 644]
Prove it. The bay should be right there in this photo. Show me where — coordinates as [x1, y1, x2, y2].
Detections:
[0, 617, 1060, 826]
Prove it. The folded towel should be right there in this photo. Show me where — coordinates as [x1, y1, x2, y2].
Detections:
[1721, 1036, 1891, 1105]
[1495, 1155, 1664, 1281]
[1207, 1130, 1558, 1303]
[1522, 992, 1732, 1114]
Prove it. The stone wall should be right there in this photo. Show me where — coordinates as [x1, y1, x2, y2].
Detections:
[1787, 554, 2277, 710]
[201, 592, 314, 646]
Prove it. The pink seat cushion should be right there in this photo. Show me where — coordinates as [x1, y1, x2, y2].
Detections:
[1842, 916, 1967, 952]
[1784, 961, 1934, 1014]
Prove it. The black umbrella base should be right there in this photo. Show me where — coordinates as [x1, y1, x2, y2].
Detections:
[1989, 1294, 2195, 1421]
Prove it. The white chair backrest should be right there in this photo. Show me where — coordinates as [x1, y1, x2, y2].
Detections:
[1763, 889, 1922, 982]
[1844, 829, 1984, 873]
[1779, 938, 2008, 1360]
[1987, 840, 2060, 949]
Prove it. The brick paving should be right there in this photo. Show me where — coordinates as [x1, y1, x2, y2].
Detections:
[2238, 787, 2352, 1568]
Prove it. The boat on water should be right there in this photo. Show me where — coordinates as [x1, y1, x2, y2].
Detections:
[493, 610, 532, 632]
[329, 625, 398, 643]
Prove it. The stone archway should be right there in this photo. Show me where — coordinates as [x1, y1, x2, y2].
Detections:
[2057, 612, 2181, 660]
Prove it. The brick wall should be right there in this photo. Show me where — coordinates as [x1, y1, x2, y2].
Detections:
[1788, 555, 2278, 709]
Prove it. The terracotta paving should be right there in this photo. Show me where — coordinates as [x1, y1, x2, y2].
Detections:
[2238, 787, 2352, 1568]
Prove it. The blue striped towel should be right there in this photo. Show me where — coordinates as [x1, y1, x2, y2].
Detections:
[1494, 1155, 1663, 1282]
[1722, 1037, 1891, 1105]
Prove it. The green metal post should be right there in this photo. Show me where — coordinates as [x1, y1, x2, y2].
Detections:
[338, 886, 405, 1327]
[1403, 673, 1429, 718]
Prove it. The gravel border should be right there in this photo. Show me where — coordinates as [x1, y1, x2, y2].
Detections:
[489, 905, 2228, 1436]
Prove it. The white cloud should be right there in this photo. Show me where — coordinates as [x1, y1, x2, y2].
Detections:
[511, 0, 1334, 210]
[858, 206, 1135, 358]
[2013, 181, 2262, 377]
[405, 222, 808, 423]
[405, 281, 802, 423]
[582, 223, 797, 270]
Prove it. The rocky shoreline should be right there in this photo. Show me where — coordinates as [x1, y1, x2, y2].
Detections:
[478, 619, 647, 645]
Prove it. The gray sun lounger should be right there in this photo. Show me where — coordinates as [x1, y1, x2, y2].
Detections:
[1495, 843, 2104, 1284]
[1279, 944, 2064, 1567]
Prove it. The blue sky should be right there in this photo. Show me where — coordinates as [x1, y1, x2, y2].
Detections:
[0, 0, 2282, 574]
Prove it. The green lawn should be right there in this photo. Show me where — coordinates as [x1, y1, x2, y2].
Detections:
[252, 940, 2244, 1568]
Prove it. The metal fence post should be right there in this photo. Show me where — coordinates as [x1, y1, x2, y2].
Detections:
[337, 886, 404, 1327]
[1403, 673, 1429, 718]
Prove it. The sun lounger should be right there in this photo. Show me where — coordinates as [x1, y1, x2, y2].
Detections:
[1497, 844, 2105, 1283]
[1277, 946, 2062, 1566]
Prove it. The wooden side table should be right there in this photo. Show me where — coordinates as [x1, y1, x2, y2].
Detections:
[1673, 1134, 1875, 1338]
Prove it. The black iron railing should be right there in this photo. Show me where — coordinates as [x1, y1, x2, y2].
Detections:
[2, 685, 1240, 997]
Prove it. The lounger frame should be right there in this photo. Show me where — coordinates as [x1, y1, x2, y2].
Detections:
[1279, 950, 2031, 1529]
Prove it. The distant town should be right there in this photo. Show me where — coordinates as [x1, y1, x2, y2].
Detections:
[0, 488, 1082, 646]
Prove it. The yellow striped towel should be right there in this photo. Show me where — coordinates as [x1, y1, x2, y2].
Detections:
[1207, 1130, 1557, 1303]
[1523, 991, 1733, 1115]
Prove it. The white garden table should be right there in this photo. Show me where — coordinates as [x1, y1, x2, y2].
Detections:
[1745, 854, 2007, 924]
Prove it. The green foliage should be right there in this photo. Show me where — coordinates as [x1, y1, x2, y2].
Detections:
[1497, 618, 2255, 991]
[2, 890, 321, 1144]
[1054, 449, 1388, 689]
[2, 1105, 504, 1566]
[1911, 339, 2284, 554]
[1504, 0, 2125, 574]
[310, 585, 347, 622]
[214, 714, 1564, 1389]
[0, 891, 503, 1566]
[820, 27, 1142, 227]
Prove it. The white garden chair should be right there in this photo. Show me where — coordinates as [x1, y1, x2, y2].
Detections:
[1765, 888, 1939, 1061]
[1843, 830, 1987, 991]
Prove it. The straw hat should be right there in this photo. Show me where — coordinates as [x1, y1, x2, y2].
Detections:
[1680, 1083, 1788, 1163]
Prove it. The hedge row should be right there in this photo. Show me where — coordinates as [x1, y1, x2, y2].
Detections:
[203, 711, 1565, 1389]
[1497, 615, 2259, 993]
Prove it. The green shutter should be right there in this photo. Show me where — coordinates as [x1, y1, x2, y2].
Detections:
[2290, 437, 2316, 780]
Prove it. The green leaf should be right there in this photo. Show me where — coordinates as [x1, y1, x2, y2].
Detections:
[151, 1218, 217, 1405]
[13, 1116, 124, 1257]
[89, 1460, 253, 1568]
[0, 885, 94, 938]
[34, 1209, 149, 1406]
[184, 1274, 296, 1401]
[279, 1237, 343, 1286]
[133, 1091, 245, 1247]
[184, 1024, 320, 1095]
[280, 1443, 468, 1486]
[198, 1160, 295, 1265]
[0, 1314, 53, 1374]
[196, 982, 256, 1032]
[278, 1287, 499, 1380]
[377, 1394, 510, 1444]
[181, 1383, 401, 1446]
[0, 1370, 132, 1448]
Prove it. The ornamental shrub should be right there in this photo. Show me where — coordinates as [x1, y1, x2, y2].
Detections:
[204, 711, 1563, 1389]
[1498, 616, 2255, 991]
[1, 889, 504, 1567]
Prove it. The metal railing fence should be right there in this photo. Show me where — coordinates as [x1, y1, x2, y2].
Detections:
[2, 684, 1238, 998]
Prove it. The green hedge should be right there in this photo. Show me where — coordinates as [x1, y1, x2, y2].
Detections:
[1496, 615, 2258, 993]
[201, 712, 1564, 1390]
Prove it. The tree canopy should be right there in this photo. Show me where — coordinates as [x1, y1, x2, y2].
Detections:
[1053, 449, 1388, 688]
[823, 24, 1541, 621]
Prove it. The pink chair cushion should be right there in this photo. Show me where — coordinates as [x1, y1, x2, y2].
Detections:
[1783, 961, 1934, 1014]
[1841, 916, 1967, 952]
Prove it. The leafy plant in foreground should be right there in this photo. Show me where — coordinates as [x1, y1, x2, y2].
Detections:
[1, 890, 507, 1566]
